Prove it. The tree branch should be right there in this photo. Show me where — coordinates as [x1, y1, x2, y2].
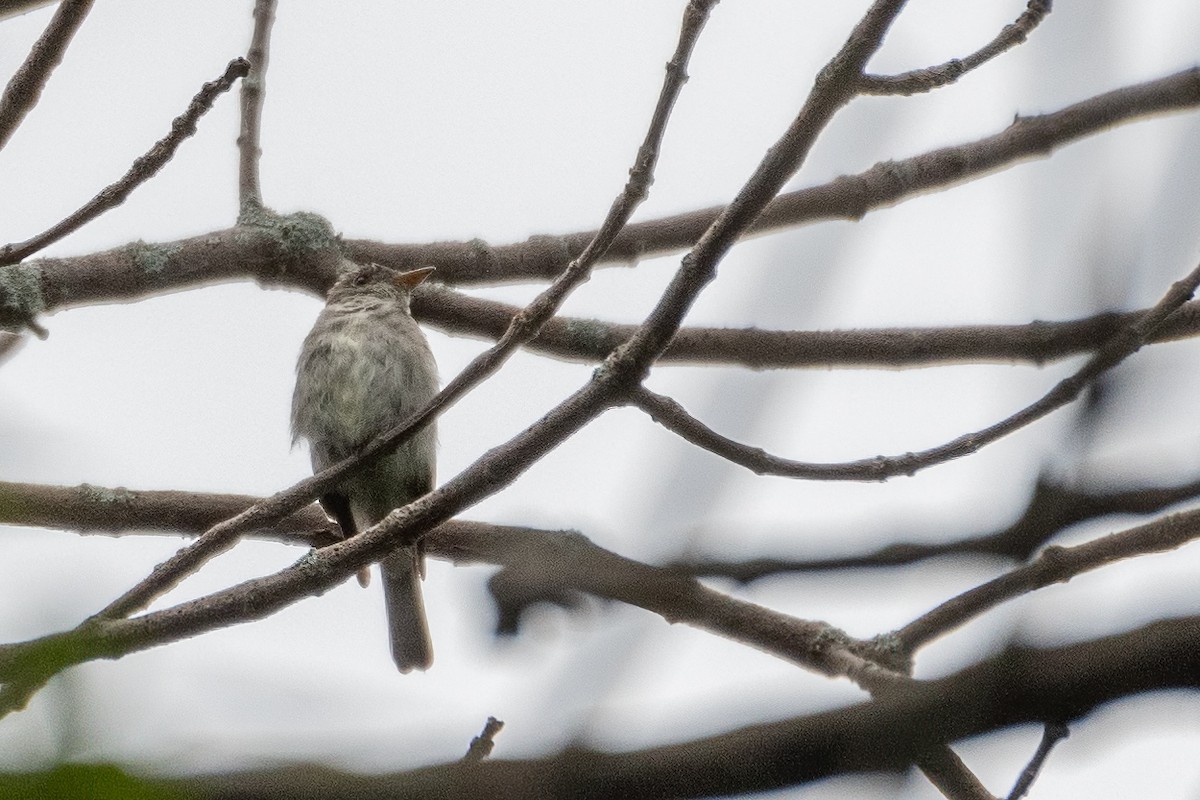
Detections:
[859, 0, 1051, 96]
[344, 68, 1200, 285]
[4, 69, 1197, 334]
[414, 286, 1200, 370]
[0, 0, 95, 151]
[461, 717, 504, 764]
[237, 0, 277, 210]
[1006, 722, 1068, 800]
[0, 507, 904, 716]
[0, 479, 332, 547]
[897, 504, 1200, 652]
[0, 479, 889, 685]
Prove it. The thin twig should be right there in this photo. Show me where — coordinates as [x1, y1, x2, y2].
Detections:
[897, 505, 1200, 651]
[629, 258, 1200, 482]
[238, 0, 276, 209]
[461, 717, 504, 764]
[90, 0, 717, 621]
[0, 0, 95, 151]
[859, 0, 1052, 96]
[0, 57, 251, 267]
[1007, 722, 1069, 800]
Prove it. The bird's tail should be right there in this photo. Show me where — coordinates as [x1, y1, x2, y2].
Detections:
[380, 545, 433, 672]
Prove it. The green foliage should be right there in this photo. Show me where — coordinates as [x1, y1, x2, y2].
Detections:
[0, 764, 186, 800]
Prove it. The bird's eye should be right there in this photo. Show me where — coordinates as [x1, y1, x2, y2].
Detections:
[353, 273, 370, 287]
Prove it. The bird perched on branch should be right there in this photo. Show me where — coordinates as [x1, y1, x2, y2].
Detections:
[291, 261, 438, 672]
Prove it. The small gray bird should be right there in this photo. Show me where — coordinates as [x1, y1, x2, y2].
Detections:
[291, 261, 438, 673]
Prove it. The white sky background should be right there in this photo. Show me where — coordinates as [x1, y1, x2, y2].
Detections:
[1, 2, 1200, 797]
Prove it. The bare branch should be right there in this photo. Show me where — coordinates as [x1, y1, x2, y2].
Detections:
[0, 479, 332, 547]
[238, 0, 276, 209]
[415, 286, 1200, 370]
[917, 748, 997, 800]
[0, 0, 95, 151]
[0, 57, 251, 267]
[897, 505, 1200, 652]
[859, 0, 1052, 96]
[344, 68, 1200, 285]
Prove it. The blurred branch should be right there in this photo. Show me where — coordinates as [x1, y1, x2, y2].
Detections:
[917, 748, 996, 800]
[859, 0, 1051, 96]
[0, 57, 251, 267]
[237, 0, 276, 209]
[0, 0, 94, 151]
[88, 0, 717, 625]
[344, 67, 1200, 285]
[897, 504, 1200, 651]
[157, 617, 1200, 800]
[629, 258, 1200, 482]
[676, 472, 1200, 580]
[0, 1, 54, 21]
[0, 330, 23, 362]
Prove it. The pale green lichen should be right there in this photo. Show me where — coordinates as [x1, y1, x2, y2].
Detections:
[79, 483, 136, 505]
[811, 625, 853, 651]
[0, 264, 44, 331]
[563, 317, 614, 358]
[866, 631, 913, 673]
[237, 205, 340, 274]
[128, 240, 181, 274]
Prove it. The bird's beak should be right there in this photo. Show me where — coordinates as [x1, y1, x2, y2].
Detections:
[393, 266, 435, 290]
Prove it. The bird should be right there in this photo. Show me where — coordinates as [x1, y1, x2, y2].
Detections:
[291, 261, 438, 672]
